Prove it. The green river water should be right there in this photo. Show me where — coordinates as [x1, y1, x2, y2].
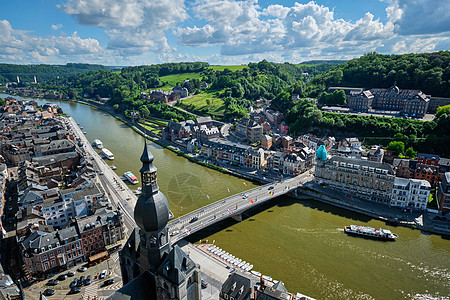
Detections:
[3, 94, 450, 299]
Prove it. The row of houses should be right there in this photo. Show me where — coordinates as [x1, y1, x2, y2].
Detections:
[19, 207, 125, 276]
[315, 155, 432, 210]
[0, 98, 126, 278]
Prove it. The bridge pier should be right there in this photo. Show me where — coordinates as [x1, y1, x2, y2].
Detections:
[231, 214, 242, 222]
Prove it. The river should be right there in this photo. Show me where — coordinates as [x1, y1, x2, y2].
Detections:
[3, 94, 450, 299]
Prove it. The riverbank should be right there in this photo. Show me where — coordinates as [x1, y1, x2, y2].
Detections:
[297, 182, 450, 237]
[73, 98, 266, 185]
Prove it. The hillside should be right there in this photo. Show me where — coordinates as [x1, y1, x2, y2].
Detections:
[308, 51, 450, 98]
[0, 63, 108, 83]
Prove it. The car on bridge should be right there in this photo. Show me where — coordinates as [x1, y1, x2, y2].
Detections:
[268, 186, 274, 190]
[190, 217, 198, 223]
[170, 230, 179, 236]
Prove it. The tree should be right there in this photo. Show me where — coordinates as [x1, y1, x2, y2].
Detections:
[405, 147, 417, 159]
[386, 141, 405, 156]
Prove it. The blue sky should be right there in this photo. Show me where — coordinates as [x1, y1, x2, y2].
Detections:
[1, 0, 449, 66]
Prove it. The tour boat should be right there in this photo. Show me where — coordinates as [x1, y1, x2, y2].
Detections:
[124, 171, 138, 184]
[101, 148, 114, 160]
[93, 139, 103, 149]
[344, 225, 398, 241]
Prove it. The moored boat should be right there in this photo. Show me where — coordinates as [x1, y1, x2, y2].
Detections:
[344, 225, 398, 241]
[92, 139, 103, 149]
[101, 148, 114, 160]
[124, 171, 138, 184]
[169, 210, 174, 220]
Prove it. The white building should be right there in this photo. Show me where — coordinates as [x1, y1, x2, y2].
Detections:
[391, 178, 431, 210]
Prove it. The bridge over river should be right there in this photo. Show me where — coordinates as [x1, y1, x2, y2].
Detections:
[168, 171, 314, 243]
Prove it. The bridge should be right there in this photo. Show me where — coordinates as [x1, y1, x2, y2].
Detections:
[168, 171, 314, 243]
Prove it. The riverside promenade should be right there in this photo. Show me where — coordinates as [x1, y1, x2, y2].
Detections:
[298, 181, 450, 236]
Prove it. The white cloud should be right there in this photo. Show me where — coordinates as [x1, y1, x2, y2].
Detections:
[51, 24, 63, 30]
[62, 0, 188, 54]
[0, 19, 103, 63]
[388, 0, 450, 35]
[344, 12, 394, 41]
[62, 0, 143, 28]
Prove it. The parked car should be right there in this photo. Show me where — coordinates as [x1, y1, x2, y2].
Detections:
[69, 286, 81, 294]
[69, 278, 78, 289]
[78, 276, 85, 286]
[99, 270, 107, 279]
[47, 279, 59, 286]
[57, 274, 67, 281]
[67, 271, 76, 277]
[84, 275, 92, 285]
[201, 280, 208, 288]
[102, 279, 114, 286]
[77, 266, 87, 272]
[43, 289, 55, 296]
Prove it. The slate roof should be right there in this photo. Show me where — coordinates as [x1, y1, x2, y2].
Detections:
[221, 273, 255, 300]
[329, 156, 394, 174]
[157, 244, 196, 285]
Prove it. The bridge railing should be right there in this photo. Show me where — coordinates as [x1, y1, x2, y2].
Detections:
[168, 180, 280, 226]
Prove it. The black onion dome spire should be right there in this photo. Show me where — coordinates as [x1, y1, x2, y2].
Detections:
[134, 141, 170, 232]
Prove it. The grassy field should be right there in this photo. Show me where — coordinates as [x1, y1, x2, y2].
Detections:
[178, 91, 225, 118]
[159, 72, 203, 87]
[208, 65, 247, 71]
[139, 119, 168, 134]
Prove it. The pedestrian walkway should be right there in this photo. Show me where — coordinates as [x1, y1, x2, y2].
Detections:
[83, 283, 98, 299]
[99, 282, 122, 291]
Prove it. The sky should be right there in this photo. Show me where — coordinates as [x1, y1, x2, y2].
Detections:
[1, 0, 449, 66]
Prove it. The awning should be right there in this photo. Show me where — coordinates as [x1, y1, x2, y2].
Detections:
[88, 251, 108, 263]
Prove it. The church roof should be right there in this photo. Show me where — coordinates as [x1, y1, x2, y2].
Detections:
[134, 190, 169, 233]
[157, 244, 196, 285]
[140, 141, 154, 164]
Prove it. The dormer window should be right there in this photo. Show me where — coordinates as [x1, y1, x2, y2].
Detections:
[231, 282, 237, 292]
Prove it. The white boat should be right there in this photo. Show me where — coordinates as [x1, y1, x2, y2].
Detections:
[93, 139, 104, 149]
[110, 165, 117, 170]
[102, 148, 114, 160]
[124, 171, 138, 184]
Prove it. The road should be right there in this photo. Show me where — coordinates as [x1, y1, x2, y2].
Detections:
[168, 170, 314, 243]
[67, 116, 137, 233]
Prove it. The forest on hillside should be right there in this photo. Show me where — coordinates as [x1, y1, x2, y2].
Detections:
[306, 51, 450, 98]
[0, 63, 108, 84]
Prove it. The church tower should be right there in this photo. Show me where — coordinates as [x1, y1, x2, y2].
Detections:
[133, 141, 171, 270]
[119, 141, 201, 299]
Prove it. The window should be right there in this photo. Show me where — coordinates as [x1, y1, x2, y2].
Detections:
[49, 252, 54, 258]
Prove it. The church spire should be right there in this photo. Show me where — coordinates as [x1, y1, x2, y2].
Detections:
[134, 140, 170, 233]
[139, 140, 159, 195]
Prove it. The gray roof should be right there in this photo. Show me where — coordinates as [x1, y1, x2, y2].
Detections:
[157, 244, 196, 284]
[329, 156, 394, 174]
[221, 272, 255, 300]
[417, 153, 440, 160]
[394, 177, 410, 187]
[32, 151, 79, 166]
